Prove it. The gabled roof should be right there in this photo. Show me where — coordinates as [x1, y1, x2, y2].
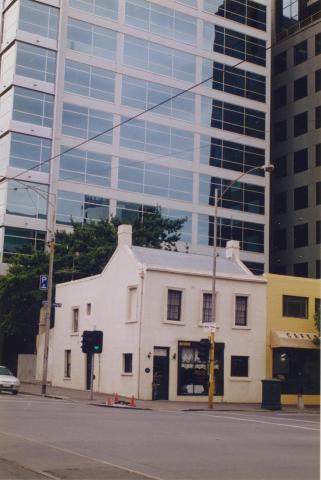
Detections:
[131, 246, 253, 277]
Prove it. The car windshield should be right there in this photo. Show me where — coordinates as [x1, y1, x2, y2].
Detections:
[0, 366, 13, 376]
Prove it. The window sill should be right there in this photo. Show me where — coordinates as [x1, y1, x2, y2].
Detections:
[232, 326, 251, 330]
[121, 373, 133, 376]
[125, 319, 138, 323]
[229, 377, 251, 382]
[63, 377, 72, 380]
[163, 320, 185, 326]
[70, 332, 79, 336]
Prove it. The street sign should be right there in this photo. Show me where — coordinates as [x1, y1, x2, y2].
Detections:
[53, 303, 62, 308]
[39, 275, 48, 290]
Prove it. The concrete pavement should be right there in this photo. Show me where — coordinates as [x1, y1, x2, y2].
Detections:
[20, 382, 320, 413]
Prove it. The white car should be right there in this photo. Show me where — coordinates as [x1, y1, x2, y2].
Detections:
[0, 366, 20, 395]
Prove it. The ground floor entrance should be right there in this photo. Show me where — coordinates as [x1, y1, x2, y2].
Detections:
[273, 347, 320, 395]
[152, 347, 169, 400]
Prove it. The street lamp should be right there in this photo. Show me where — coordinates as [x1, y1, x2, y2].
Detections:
[207, 164, 274, 409]
[0, 175, 56, 395]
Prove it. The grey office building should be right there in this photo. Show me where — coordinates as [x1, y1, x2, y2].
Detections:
[270, 0, 321, 278]
[0, 0, 271, 274]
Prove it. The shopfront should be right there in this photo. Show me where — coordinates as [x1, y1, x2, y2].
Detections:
[177, 341, 224, 396]
[271, 331, 320, 397]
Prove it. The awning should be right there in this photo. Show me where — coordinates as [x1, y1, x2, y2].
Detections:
[271, 331, 319, 349]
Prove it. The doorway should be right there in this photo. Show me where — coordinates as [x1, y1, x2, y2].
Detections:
[152, 347, 169, 400]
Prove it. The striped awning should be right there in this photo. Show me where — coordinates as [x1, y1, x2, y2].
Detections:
[271, 331, 319, 349]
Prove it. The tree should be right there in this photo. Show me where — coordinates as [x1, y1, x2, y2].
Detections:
[0, 209, 186, 358]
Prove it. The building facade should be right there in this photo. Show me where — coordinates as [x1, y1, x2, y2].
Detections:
[270, 0, 321, 278]
[265, 273, 320, 405]
[0, 0, 271, 275]
[36, 226, 267, 403]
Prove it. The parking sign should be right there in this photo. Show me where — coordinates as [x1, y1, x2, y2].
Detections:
[39, 275, 48, 290]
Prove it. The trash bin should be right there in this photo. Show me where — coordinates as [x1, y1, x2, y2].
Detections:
[261, 379, 282, 410]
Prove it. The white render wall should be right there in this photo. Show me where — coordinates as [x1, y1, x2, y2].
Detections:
[45, 244, 267, 403]
[139, 269, 266, 402]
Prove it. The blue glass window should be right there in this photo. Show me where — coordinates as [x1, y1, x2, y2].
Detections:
[69, 0, 118, 20]
[60, 146, 111, 187]
[120, 117, 194, 161]
[118, 159, 193, 201]
[8, 133, 51, 172]
[122, 75, 195, 122]
[19, 0, 59, 39]
[62, 103, 113, 144]
[57, 190, 109, 224]
[125, 0, 197, 45]
[65, 60, 115, 102]
[13, 87, 54, 128]
[16, 42, 56, 83]
[67, 18, 117, 61]
[124, 35, 196, 82]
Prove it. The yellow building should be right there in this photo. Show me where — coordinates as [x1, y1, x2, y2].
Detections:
[265, 274, 320, 406]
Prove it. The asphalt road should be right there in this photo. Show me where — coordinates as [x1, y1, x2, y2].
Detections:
[0, 394, 319, 480]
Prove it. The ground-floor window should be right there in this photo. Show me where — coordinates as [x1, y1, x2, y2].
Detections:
[177, 341, 224, 396]
[64, 350, 71, 378]
[273, 348, 320, 394]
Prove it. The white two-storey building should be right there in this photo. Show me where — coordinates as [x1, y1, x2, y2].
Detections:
[37, 225, 267, 403]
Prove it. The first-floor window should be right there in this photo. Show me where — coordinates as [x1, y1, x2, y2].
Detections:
[202, 293, 212, 323]
[235, 296, 248, 326]
[64, 350, 71, 378]
[167, 289, 182, 321]
[231, 356, 249, 377]
[123, 353, 133, 373]
[72, 308, 79, 333]
[283, 295, 308, 318]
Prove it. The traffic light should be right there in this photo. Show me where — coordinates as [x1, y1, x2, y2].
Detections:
[81, 331, 92, 354]
[81, 330, 103, 354]
[91, 330, 103, 354]
[198, 338, 210, 362]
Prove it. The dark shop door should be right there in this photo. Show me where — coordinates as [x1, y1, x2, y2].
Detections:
[152, 347, 169, 400]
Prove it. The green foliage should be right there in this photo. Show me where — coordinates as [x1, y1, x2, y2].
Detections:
[0, 209, 186, 343]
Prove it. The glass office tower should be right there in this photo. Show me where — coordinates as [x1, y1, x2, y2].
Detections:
[0, 0, 271, 274]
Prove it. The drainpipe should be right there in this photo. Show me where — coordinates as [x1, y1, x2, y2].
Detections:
[137, 268, 145, 399]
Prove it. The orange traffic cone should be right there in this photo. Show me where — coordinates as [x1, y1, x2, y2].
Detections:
[106, 398, 112, 406]
[129, 395, 136, 407]
[114, 392, 119, 403]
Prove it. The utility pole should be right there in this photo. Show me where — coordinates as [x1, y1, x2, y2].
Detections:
[41, 194, 56, 395]
[208, 188, 218, 409]
[207, 164, 274, 409]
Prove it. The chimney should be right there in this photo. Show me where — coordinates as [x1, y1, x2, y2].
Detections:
[226, 240, 240, 261]
[118, 224, 132, 248]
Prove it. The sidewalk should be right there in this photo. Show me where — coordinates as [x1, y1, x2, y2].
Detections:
[20, 383, 320, 414]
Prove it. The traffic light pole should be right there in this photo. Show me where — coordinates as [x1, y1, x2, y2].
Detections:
[90, 353, 94, 401]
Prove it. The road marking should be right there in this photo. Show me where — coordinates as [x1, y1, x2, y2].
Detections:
[0, 429, 164, 480]
[187, 412, 320, 431]
[214, 412, 320, 424]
